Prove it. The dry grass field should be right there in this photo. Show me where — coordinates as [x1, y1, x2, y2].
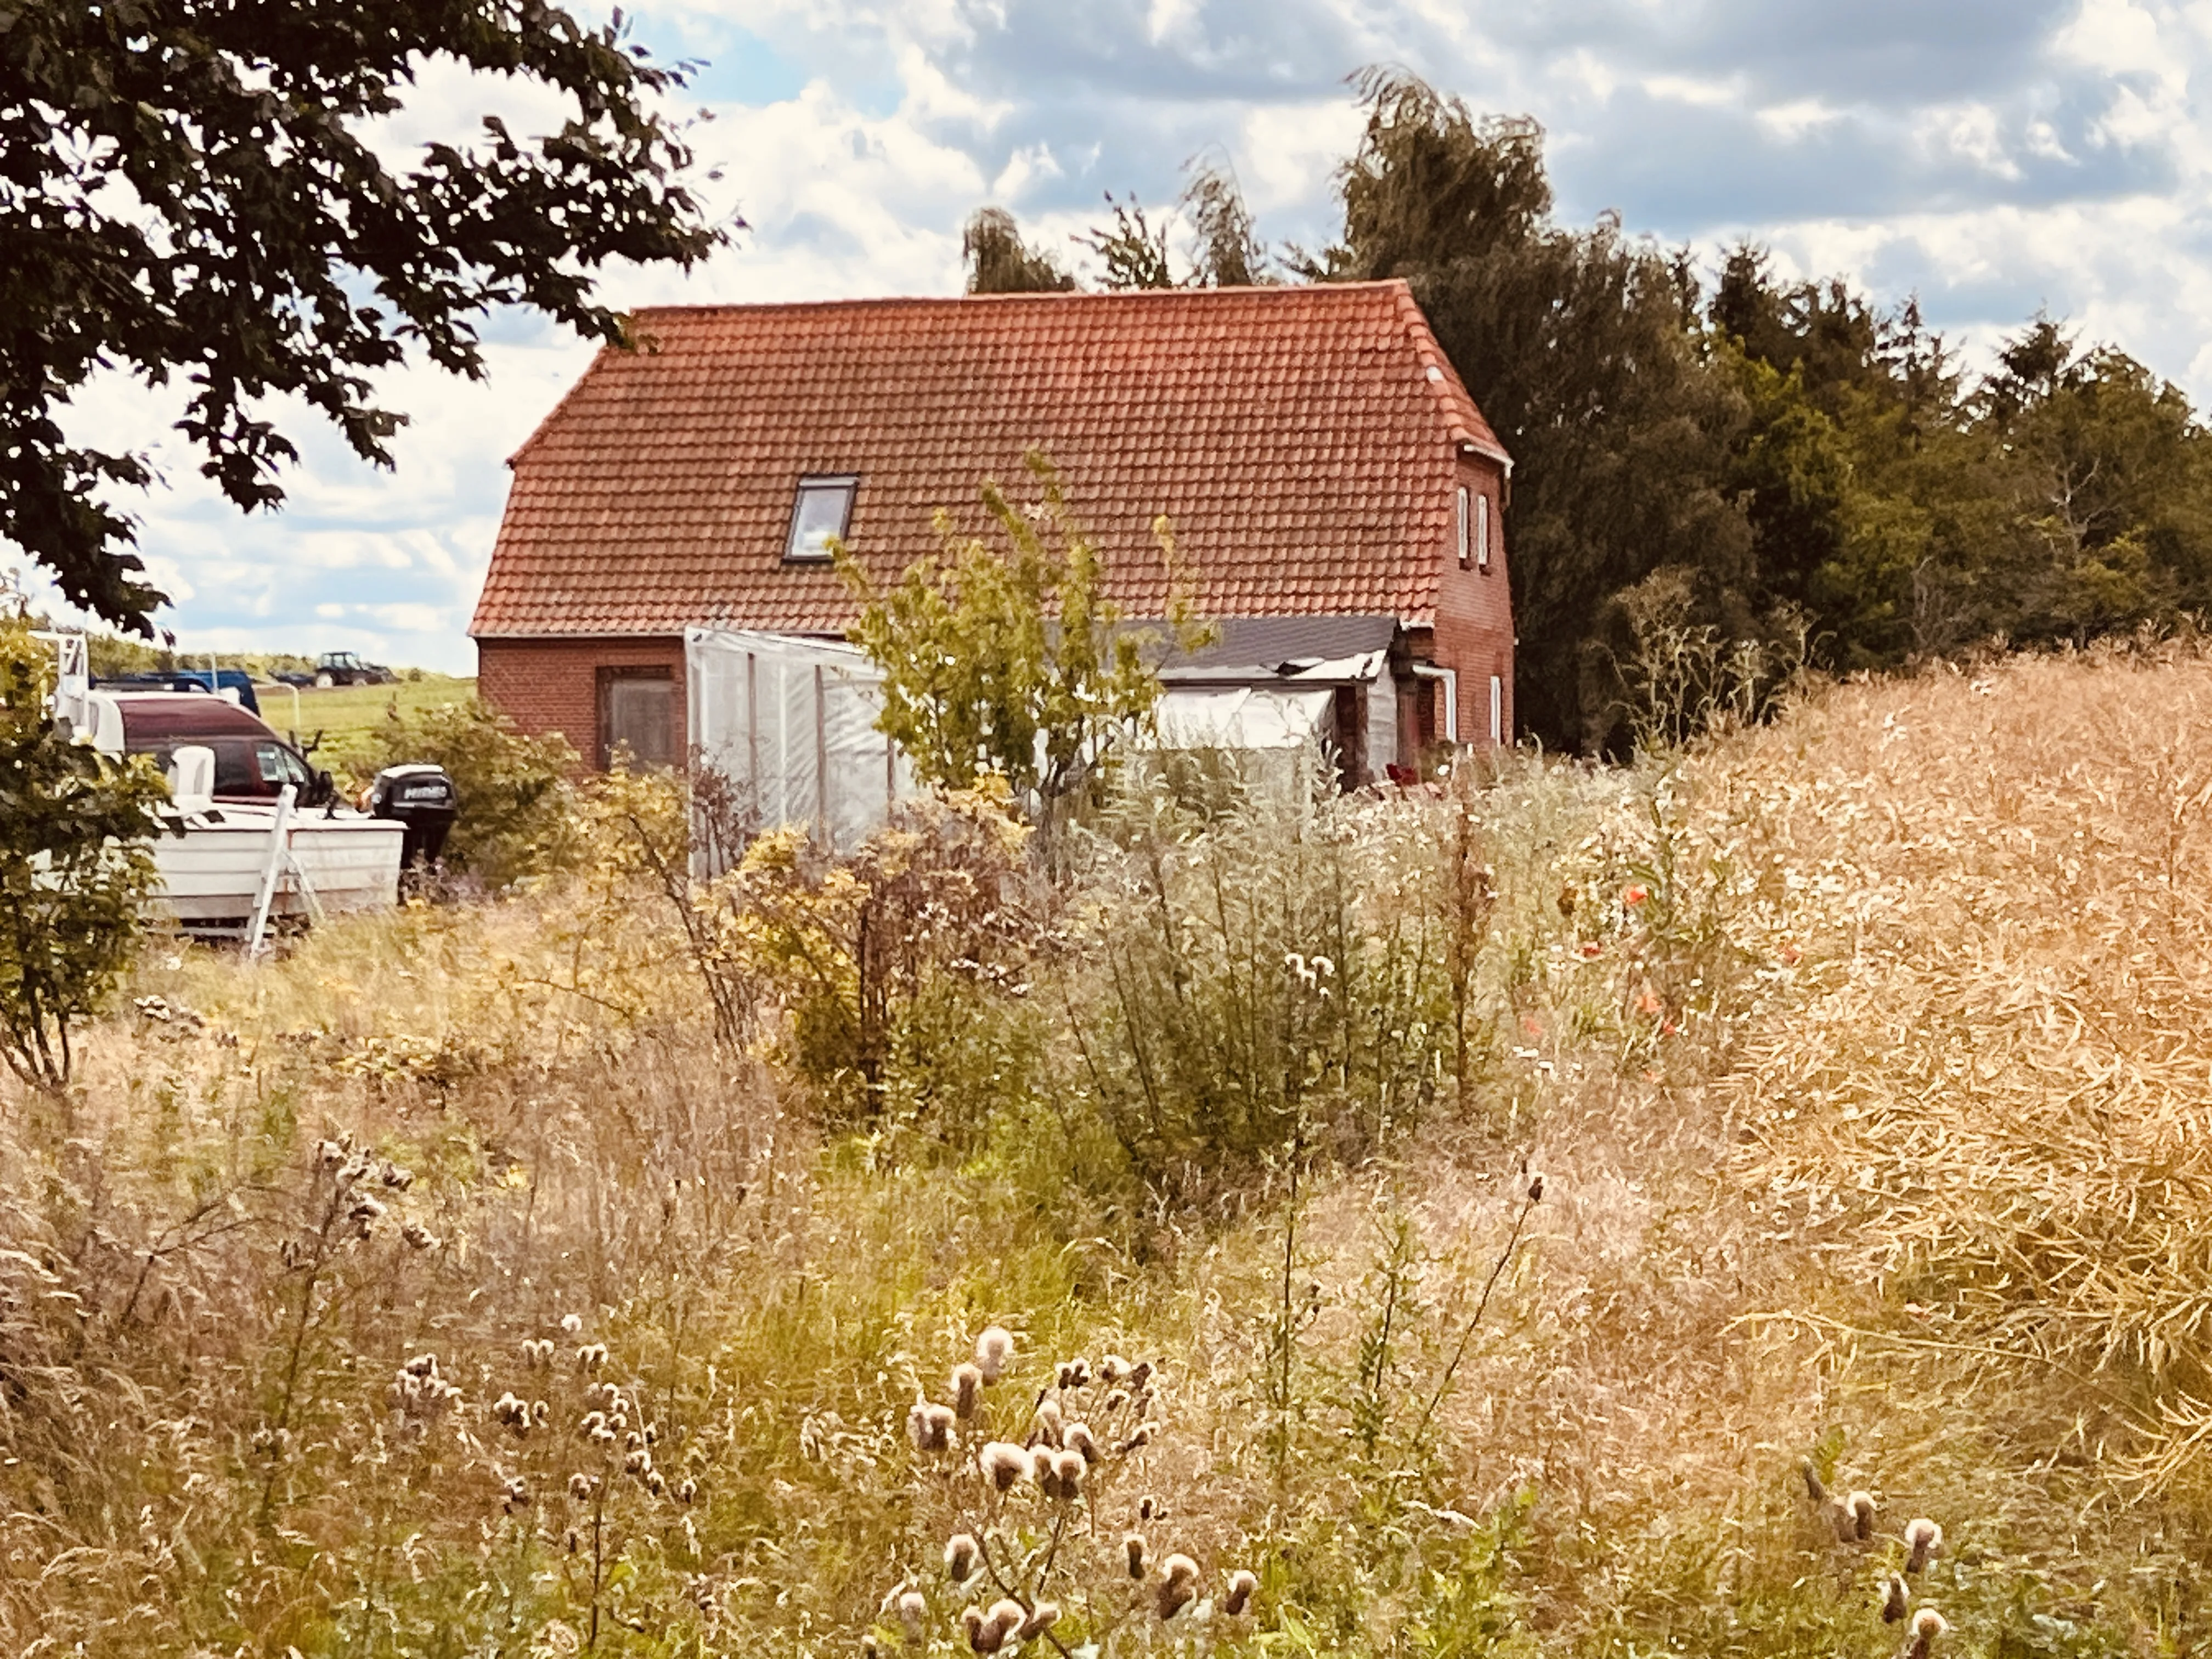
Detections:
[5, 644, 2212, 1657]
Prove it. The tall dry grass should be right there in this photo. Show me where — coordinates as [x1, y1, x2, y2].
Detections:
[10, 647, 2212, 1655]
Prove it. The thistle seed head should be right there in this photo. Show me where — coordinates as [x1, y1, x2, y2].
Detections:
[952, 1362, 984, 1420]
[984, 1599, 1025, 1643]
[1224, 1568, 1258, 1617]
[1035, 1448, 1085, 1502]
[1128, 1361, 1154, 1391]
[568, 1473, 593, 1503]
[1063, 1421, 1098, 1464]
[403, 1352, 437, 1379]
[1099, 1354, 1130, 1385]
[910, 1398, 954, 1453]
[1906, 1607, 1949, 1658]
[1020, 1600, 1059, 1639]
[676, 1477, 697, 1504]
[1138, 1495, 1157, 1521]
[898, 1590, 927, 1636]
[979, 1441, 1031, 1493]
[1904, 1518, 1942, 1573]
[1125, 1533, 1148, 1578]
[560, 1313, 583, 1333]
[1103, 1389, 1131, 1414]
[1848, 1491, 1878, 1542]
[975, 1327, 1015, 1384]
[1163, 1553, 1199, 1587]
[577, 1343, 608, 1370]
[945, 1533, 980, 1582]
[1828, 1497, 1858, 1543]
[1882, 1572, 1910, 1623]
[1156, 1578, 1196, 1621]
[400, 1222, 439, 1251]
[501, 1475, 530, 1511]
[1034, 1397, 1063, 1443]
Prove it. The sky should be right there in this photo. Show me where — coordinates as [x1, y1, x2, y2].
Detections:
[30, 0, 2212, 673]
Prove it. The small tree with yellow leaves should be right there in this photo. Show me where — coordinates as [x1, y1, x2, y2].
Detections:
[838, 450, 1210, 838]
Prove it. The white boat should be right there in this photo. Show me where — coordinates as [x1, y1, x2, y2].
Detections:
[151, 801, 404, 934]
[44, 633, 405, 943]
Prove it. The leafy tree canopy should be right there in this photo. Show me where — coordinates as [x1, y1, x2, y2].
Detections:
[3, 0, 723, 631]
[963, 207, 1076, 295]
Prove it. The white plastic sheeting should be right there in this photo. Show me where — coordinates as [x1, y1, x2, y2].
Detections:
[1147, 687, 1338, 751]
[686, 627, 915, 856]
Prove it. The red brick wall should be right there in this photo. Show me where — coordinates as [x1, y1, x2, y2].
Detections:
[1428, 455, 1515, 745]
[475, 635, 686, 769]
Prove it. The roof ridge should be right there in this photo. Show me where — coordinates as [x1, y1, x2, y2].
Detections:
[620, 279, 1417, 319]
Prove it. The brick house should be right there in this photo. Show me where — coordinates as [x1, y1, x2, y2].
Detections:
[470, 280, 1513, 780]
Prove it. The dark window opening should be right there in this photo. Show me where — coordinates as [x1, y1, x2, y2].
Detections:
[600, 669, 675, 770]
[785, 475, 858, 562]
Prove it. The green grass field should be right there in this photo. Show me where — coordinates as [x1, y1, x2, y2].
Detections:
[254, 672, 477, 745]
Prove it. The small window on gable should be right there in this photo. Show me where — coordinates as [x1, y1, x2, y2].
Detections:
[1476, 491, 1492, 573]
[1455, 485, 1471, 568]
[785, 475, 857, 563]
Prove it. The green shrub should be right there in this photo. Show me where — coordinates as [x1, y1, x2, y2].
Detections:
[0, 614, 168, 1091]
[1059, 765, 1495, 1198]
[337, 696, 580, 887]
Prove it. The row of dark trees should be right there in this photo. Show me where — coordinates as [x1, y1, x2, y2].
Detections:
[972, 73, 2212, 752]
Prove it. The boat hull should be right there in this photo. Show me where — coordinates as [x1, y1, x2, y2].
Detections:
[151, 809, 405, 930]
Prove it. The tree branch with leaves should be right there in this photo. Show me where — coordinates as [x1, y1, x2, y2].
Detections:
[837, 452, 1211, 834]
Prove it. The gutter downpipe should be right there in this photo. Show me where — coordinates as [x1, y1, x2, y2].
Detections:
[1410, 661, 1458, 744]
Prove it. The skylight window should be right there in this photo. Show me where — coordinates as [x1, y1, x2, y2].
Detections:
[785, 475, 857, 562]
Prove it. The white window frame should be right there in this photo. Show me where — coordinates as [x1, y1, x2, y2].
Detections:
[1489, 674, 1504, 744]
[785, 475, 859, 564]
[1455, 484, 1471, 568]
[1476, 491, 1492, 573]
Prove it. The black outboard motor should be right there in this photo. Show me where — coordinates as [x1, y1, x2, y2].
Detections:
[367, 763, 459, 868]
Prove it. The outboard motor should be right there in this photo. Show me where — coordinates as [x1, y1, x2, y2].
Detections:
[366, 763, 459, 868]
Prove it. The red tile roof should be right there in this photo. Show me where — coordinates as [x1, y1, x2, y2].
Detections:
[470, 280, 1508, 639]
